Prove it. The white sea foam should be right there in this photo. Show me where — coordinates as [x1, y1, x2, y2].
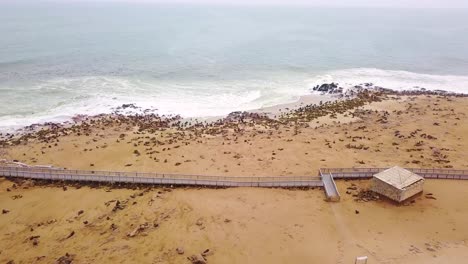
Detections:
[306, 68, 468, 93]
[1, 68, 468, 132]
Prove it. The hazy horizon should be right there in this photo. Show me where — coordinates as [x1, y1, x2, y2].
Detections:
[2, 0, 468, 8]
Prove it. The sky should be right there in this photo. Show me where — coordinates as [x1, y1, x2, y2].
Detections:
[2, 0, 468, 8]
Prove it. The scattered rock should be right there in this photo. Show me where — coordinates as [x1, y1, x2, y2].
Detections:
[355, 210, 360, 214]
[2, 209, 10, 214]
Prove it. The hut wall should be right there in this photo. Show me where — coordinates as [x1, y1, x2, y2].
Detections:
[399, 180, 424, 201]
[371, 178, 401, 202]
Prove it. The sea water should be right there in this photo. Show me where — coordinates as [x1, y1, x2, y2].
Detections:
[1, 3, 468, 130]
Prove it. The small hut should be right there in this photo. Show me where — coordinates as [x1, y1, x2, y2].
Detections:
[371, 166, 424, 202]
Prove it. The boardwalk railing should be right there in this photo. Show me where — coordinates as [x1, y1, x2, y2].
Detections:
[320, 167, 468, 180]
[0, 166, 323, 188]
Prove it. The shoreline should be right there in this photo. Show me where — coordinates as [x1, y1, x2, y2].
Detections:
[0, 93, 336, 135]
[2, 84, 466, 137]
[2, 87, 467, 176]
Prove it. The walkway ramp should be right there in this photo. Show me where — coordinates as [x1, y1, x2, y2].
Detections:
[322, 172, 340, 202]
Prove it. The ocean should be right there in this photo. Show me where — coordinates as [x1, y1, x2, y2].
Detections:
[1, 3, 468, 130]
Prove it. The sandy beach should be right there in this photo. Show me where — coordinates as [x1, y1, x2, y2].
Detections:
[1, 92, 468, 263]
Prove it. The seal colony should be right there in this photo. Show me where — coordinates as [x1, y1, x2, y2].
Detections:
[1, 85, 468, 263]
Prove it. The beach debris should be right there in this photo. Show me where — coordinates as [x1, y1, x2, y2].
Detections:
[176, 247, 185, 255]
[224, 218, 231, 223]
[77, 210, 84, 216]
[355, 210, 360, 214]
[425, 193, 437, 200]
[2, 209, 10, 214]
[187, 254, 207, 264]
[127, 223, 150, 237]
[11, 194, 23, 200]
[55, 253, 75, 264]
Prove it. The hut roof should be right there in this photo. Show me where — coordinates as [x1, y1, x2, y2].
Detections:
[373, 166, 424, 190]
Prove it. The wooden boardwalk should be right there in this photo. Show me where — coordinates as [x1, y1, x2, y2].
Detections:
[320, 167, 468, 180]
[0, 166, 323, 188]
[321, 172, 340, 202]
[1, 166, 467, 201]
